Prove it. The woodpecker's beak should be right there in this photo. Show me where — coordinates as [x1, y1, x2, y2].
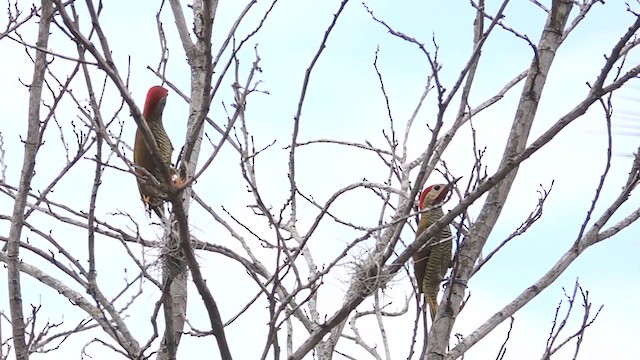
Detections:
[447, 176, 462, 190]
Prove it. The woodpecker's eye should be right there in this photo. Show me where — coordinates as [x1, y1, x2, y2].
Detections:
[434, 185, 441, 190]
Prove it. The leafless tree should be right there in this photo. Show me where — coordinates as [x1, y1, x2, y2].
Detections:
[1, 0, 638, 359]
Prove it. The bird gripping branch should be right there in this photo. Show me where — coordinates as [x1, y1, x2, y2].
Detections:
[413, 180, 457, 321]
[133, 85, 175, 217]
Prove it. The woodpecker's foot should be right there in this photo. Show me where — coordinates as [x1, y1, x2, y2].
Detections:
[141, 194, 153, 205]
[142, 193, 165, 215]
[169, 166, 185, 187]
[171, 174, 185, 187]
[141, 195, 154, 217]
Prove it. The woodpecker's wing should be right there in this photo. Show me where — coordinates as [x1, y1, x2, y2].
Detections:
[413, 213, 432, 294]
[413, 246, 431, 294]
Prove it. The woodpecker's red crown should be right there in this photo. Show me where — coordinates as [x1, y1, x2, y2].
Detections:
[143, 86, 169, 118]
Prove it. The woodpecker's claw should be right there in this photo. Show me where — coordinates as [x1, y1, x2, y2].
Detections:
[171, 173, 185, 187]
[168, 166, 185, 187]
[141, 194, 153, 205]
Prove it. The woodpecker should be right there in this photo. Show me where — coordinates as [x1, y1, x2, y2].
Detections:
[133, 86, 174, 217]
[413, 181, 455, 321]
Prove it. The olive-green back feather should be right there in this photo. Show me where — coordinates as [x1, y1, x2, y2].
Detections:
[147, 122, 174, 180]
[133, 114, 173, 216]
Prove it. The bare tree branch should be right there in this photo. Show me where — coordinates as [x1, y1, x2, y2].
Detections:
[6, 1, 53, 358]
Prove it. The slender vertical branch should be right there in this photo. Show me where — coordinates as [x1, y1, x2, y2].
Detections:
[166, 1, 233, 359]
[6, 1, 53, 359]
[288, 0, 350, 227]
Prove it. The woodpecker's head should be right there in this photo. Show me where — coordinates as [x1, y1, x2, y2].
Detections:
[418, 178, 460, 210]
[143, 86, 169, 121]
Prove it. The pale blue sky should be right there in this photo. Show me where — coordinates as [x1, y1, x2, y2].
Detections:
[1, 1, 638, 359]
